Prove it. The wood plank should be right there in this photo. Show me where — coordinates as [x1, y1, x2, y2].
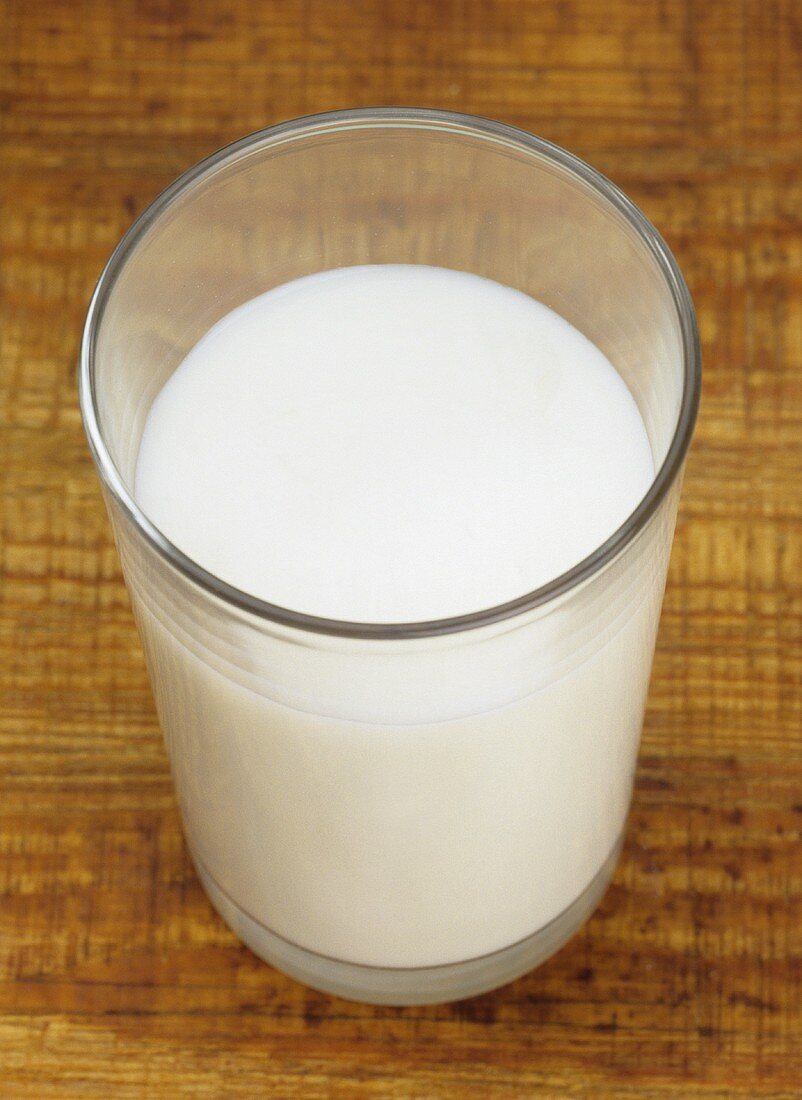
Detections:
[1, 0, 800, 1093]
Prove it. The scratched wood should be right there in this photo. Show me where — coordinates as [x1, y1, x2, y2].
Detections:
[1, 0, 801, 1096]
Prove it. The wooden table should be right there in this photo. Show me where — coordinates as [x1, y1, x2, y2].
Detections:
[1, 1, 800, 1095]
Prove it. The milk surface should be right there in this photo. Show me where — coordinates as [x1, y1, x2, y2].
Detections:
[131, 265, 660, 969]
[136, 265, 653, 622]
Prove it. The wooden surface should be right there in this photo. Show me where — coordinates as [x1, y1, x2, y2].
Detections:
[1, 1, 801, 1095]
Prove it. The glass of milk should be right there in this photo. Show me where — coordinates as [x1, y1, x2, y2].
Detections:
[79, 109, 700, 1005]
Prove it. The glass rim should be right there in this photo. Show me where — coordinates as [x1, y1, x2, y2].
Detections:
[78, 106, 701, 641]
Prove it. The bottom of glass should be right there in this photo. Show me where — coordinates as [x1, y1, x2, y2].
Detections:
[191, 835, 623, 1005]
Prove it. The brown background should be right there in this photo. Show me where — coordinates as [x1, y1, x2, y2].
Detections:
[1, 1, 801, 1096]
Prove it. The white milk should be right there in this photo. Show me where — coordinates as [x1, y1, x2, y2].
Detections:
[132, 265, 658, 968]
[136, 266, 653, 623]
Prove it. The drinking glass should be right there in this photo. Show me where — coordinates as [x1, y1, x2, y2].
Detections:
[79, 108, 700, 1004]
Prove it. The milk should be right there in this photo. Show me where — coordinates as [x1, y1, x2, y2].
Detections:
[136, 265, 653, 622]
[132, 265, 659, 969]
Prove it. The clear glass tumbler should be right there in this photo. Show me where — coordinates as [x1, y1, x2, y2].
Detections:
[79, 108, 700, 1005]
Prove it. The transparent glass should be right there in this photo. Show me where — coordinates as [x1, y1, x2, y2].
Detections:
[79, 109, 700, 1005]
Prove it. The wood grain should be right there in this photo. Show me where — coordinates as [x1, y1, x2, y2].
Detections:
[1, 0, 801, 1095]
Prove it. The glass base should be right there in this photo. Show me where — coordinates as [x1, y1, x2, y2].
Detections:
[192, 836, 623, 1005]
